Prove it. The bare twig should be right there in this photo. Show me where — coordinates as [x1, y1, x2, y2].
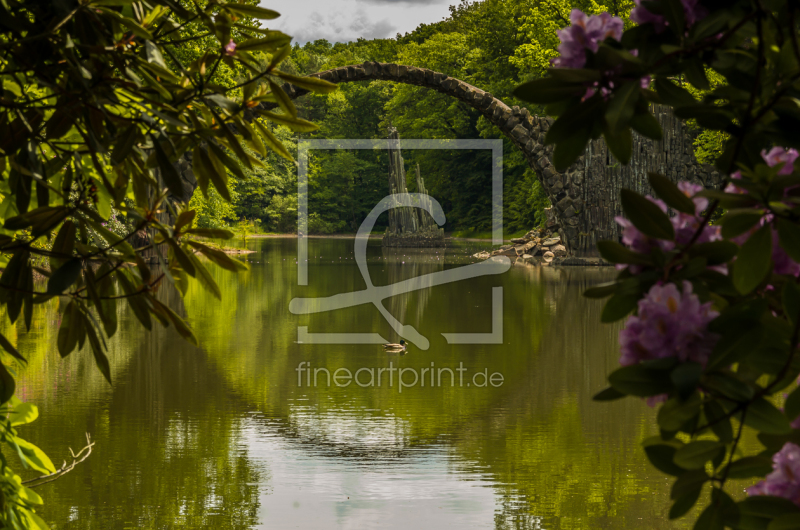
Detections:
[23, 433, 94, 489]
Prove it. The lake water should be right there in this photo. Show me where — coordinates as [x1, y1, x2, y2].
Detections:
[11, 238, 694, 529]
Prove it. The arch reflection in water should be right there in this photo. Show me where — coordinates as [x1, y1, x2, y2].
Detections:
[9, 239, 715, 529]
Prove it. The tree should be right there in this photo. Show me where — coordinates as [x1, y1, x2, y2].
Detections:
[0, 0, 334, 526]
[515, 2, 800, 527]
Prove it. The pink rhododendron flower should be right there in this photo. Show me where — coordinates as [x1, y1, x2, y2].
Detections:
[224, 39, 237, 56]
[747, 442, 800, 506]
[724, 170, 745, 194]
[619, 281, 719, 367]
[631, 0, 708, 33]
[553, 10, 624, 68]
[673, 182, 721, 246]
[762, 147, 799, 175]
[614, 182, 719, 272]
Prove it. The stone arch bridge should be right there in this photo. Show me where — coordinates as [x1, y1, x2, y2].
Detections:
[174, 62, 723, 256]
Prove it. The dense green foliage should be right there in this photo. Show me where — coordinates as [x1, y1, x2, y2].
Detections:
[198, 0, 644, 234]
[516, 0, 800, 528]
[0, 0, 335, 526]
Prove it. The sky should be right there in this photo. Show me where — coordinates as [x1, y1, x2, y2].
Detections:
[264, 0, 458, 44]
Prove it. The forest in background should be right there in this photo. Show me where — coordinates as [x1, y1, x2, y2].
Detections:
[192, 0, 627, 236]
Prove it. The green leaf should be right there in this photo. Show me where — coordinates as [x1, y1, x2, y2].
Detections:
[213, 110, 252, 169]
[0, 362, 15, 404]
[583, 282, 619, 299]
[706, 321, 763, 370]
[206, 94, 239, 114]
[548, 68, 602, 83]
[186, 240, 248, 272]
[119, 16, 154, 40]
[253, 119, 293, 161]
[165, 239, 196, 276]
[745, 398, 792, 435]
[57, 301, 83, 357]
[601, 290, 639, 322]
[597, 241, 653, 264]
[648, 173, 697, 214]
[605, 81, 639, 134]
[45, 108, 76, 139]
[671, 469, 709, 500]
[785, 386, 800, 423]
[592, 386, 626, 401]
[9, 402, 38, 426]
[769, 513, 800, 530]
[654, 78, 696, 107]
[513, 77, 584, 104]
[269, 44, 291, 69]
[783, 283, 800, 325]
[186, 228, 235, 239]
[688, 241, 738, 265]
[152, 299, 198, 346]
[188, 253, 221, 300]
[14, 437, 56, 474]
[658, 393, 702, 431]
[152, 138, 184, 197]
[673, 440, 724, 469]
[620, 188, 675, 240]
[200, 146, 230, 201]
[225, 3, 281, 19]
[630, 111, 663, 140]
[207, 141, 246, 181]
[777, 218, 800, 263]
[643, 442, 686, 476]
[733, 224, 772, 294]
[116, 272, 152, 330]
[175, 210, 196, 233]
[0, 333, 25, 364]
[256, 110, 319, 132]
[268, 81, 297, 117]
[694, 501, 724, 530]
[236, 32, 293, 51]
[670, 486, 702, 520]
[739, 496, 800, 518]
[608, 364, 673, 396]
[671, 363, 703, 399]
[674, 105, 733, 130]
[47, 258, 81, 295]
[553, 127, 591, 171]
[725, 456, 774, 479]
[702, 372, 755, 402]
[111, 125, 139, 165]
[273, 71, 338, 94]
[721, 209, 764, 239]
[603, 125, 632, 164]
[81, 311, 112, 385]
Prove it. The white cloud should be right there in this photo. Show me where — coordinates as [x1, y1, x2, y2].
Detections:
[264, 0, 455, 44]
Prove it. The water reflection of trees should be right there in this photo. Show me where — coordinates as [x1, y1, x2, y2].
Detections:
[5, 241, 726, 529]
[11, 282, 265, 529]
[379, 247, 445, 336]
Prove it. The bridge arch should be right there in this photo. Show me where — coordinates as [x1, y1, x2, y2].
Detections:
[171, 63, 722, 255]
[273, 62, 723, 255]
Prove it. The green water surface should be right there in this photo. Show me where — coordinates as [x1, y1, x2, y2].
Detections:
[8, 238, 699, 529]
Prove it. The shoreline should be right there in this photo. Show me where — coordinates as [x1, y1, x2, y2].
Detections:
[239, 233, 609, 266]
[244, 233, 502, 243]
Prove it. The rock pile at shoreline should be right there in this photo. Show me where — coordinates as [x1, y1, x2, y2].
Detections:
[472, 216, 610, 267]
